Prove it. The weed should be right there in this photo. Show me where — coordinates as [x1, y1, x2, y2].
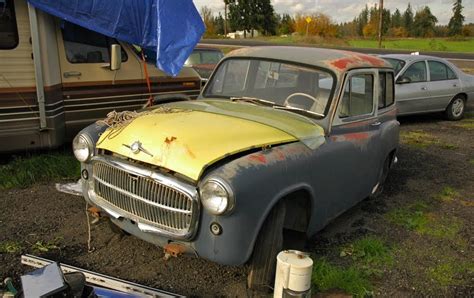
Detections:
[400, 130, 438, 148]
[312, 258, 372, 297]
[470, 159, 474, 165]
[0, 153, 80, 190]
[340, 236, 392, 265]
[436, 186, 459, 202]
[441, 143, 458, 150]
[0, 241, 23, 253]
[31, 237, 62, 252]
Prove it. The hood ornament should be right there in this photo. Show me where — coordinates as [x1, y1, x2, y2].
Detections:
[123, 141, 153, 157]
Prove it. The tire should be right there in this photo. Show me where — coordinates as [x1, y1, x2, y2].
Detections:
[247, 201, 286, 292]
[445, 95, 465, 121]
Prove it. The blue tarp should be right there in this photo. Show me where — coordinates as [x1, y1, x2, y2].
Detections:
[27, 0, 205, 76]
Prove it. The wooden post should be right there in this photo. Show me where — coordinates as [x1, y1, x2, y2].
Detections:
[378, 0, 384, 48]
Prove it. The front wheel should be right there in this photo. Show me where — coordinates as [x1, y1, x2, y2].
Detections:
[247, 201, 286, 292]
[445, 96, 465, 121]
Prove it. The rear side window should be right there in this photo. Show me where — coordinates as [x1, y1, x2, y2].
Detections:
[0, 0, 19, 49]
[378, 72, 394, 109]
[339, 74, 374, 118]
[428, 60, 457, 81]
[61, 21, 127, 64]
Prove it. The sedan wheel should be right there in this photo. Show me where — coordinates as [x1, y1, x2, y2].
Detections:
[446, 96, 465, 121]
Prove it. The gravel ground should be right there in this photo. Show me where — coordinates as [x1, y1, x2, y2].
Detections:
[1, 108, 473, 296]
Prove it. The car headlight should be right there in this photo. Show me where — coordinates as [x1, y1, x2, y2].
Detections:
[73, 134, 93, 162]
[200, 178, 234, 215]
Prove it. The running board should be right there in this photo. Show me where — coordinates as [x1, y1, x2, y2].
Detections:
[21, 254, 179, 297]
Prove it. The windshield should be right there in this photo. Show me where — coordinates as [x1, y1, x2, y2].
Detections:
[203, 58, 335, 117]
[384, 58, 405, 75]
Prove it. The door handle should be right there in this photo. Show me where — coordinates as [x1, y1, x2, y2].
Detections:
[421, 87, 427, 90]
[371, 121, 381, 127]
[63, 71, 82, 78]
[453, 84, 457, 87]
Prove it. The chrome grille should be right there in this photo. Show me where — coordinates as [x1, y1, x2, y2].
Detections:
[91, 158, 198, 239]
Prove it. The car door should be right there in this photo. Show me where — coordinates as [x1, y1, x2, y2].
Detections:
[426, 60, 462, 111]
[327, 69, 383, 215]
[395, 60, 430, 115]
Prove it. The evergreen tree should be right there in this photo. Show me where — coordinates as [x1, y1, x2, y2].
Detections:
[214, 13, 225, 35]
[413, 6, 438, 37]
[278, 14, 294, 35]
[391, 9, 402, 28]
[448, 0, 464, 35]
[357, 5, 369, 36]
[403, 3, 414, 36]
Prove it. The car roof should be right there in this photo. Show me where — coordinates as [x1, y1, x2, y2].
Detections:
[194, 46, 223, 52]
[226, 46, 392, 75]
[380, 54, 448, 63]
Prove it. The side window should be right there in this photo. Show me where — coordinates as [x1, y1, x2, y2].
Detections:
[0, 0, 19, 49]
[428, 61, 449, 81]
[447, 67, 457, 80]
[402, 61, 427, 83]
[61, 21, 127, 64]
[378, 72, 394, 109]
[339, 74, 374, 118]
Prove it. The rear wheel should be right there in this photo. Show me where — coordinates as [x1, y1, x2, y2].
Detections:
[247, 201, 286, 292]
[445, 96, 465, 121]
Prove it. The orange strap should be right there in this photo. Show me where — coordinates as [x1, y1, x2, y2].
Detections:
[141, 51, 154, 107]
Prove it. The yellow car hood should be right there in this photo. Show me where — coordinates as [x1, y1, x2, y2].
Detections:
[96, 100, 325, 181]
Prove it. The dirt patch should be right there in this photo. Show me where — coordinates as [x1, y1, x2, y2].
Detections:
[1, 112, 473, 296]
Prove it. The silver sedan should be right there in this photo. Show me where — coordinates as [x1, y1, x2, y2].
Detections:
[380, 54, 474, 120]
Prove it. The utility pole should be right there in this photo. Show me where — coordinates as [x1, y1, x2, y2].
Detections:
[224, 2, 228, 36]
[378, 0, 384, 48]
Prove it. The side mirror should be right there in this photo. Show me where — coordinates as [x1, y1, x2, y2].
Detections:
[396, 76, 411, 84]
[110, 44, 122, 71]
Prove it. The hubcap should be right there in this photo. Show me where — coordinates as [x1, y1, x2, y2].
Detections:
[452, 99, 464, 117]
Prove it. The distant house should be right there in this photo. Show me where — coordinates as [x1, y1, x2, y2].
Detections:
[226, 30, 260, 39]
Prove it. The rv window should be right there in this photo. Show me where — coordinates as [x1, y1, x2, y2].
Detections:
[61, 22, 127, 64]
[0, 0, 19, 49]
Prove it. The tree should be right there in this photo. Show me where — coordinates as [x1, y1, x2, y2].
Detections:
[228, 0, 252, 37]
[391, 9, 402, 28]
[403, 3, 414, 36]
[254, 0, 277, 35]
[228, 0, 276, 37]
[413, 6, 438, 37]
[201, 6, 216, 38]
[448, 0, 464, 36]
[294, 13, 337, 37]
[278, 14, 294, 35]
[356, 5, 369, 36]
[214, 13, 225, 35]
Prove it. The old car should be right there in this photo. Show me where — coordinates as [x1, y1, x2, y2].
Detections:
[73, 46, 399, 291]
[380, 54, 474, 120]
[184, 46, 224, 84]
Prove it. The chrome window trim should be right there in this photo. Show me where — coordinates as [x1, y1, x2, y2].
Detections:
[90, 155, 200, 240]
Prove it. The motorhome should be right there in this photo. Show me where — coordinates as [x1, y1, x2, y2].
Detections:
[0, 0, 201, 152]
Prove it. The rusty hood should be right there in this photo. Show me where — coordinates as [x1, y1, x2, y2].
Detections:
[96, 100, 325, 181]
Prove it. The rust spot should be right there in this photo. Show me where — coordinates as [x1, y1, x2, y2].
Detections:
[163, 243, 186, 259]
[164, 136, 177, 144]
[353, 53, 386, 67]
[330, 57, 357, 70]
[249, 153, 267, 164]
[275, 149, 286, 161]
[87, 207, 101, 218]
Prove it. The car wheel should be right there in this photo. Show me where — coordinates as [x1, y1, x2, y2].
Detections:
[445, 96, 465, 121]
[247, 201, 286, 292]
[370, 155, 391, 199]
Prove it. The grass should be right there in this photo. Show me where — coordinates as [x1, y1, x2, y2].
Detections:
[340, 236, 392, 265]
[428, 261, 474, 287]
[400, 130, 457, 150]
[455, 118, 474, 130]
[312, 258, 372, 297]
[348, 38, 474, 53]
[436, 186, 460, 202]
[386, 201, 463, 240]
[0, 241, 23, 254]
[0, 153, 80, 190]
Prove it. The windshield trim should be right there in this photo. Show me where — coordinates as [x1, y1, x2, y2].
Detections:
[383, 57, 406, 76]
[201, 56, 338, 119]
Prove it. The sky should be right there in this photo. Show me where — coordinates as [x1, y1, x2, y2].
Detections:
[193, 0, 474, 25]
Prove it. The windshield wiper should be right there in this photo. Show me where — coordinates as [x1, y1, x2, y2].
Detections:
[230, 96, 276, 107]
[274, 106, 325, 119]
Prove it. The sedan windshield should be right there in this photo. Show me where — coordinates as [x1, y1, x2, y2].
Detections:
[203, 58, 335, 117]
[384, 58, 406, 75]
